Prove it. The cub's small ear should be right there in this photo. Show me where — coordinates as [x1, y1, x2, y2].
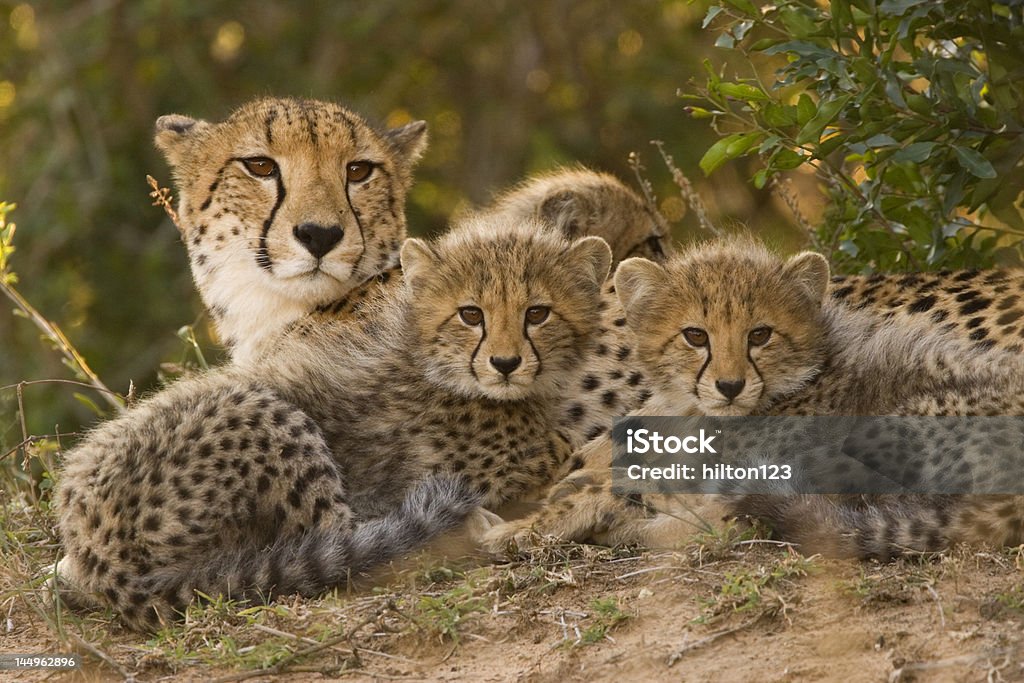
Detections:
[540, 189, 592, 240]
[384, 120, 429, 165]
[154, 114, 209, 166]
[783, 251, 830, 304]
[400, 238, 439, 293]
[614, 257, 669, 324]
[568, 236, 612, 286]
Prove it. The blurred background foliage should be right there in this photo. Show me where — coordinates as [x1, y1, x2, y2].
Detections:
[1, 1, 1021, 453]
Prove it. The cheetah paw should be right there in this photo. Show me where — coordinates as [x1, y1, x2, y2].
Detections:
[479, 520, 544, 558]
[464, 507, 506, 544]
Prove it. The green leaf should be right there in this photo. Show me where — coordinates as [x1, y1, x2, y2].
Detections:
[891, 141, 935, 163]
[753, 168, 769, 189]
[718, 82, 770, 101]
[864, 134, 898, 148]
[879, 0, 932, 13]
[779, 8, 818, 39]
[699, 133, 763, 176]
[771, 148, 806, 170]
[796, 93, 816, 126]
[904, 94, 931, 116]
[702, 59, 721, 87]
[795, 95, 851, 145]
[702, 5, 724, 28]
[685, 106, 716, 119]
[722, 0, 760, 17]
[814, 134, 847, 158]
[758, 134, 782, 154]
[839, 240, 860, 257]
[73, 392, 105, 417]
[762, 103, 798, 127]
[748, 38, 785, 51]
[952, 146, 997, 179]
[884, 76, 907, 108]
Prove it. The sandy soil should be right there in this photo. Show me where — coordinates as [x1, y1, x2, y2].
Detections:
[3, 541, 1023, 683]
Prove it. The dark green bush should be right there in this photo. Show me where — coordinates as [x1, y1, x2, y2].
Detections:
[689, 0, 1024, 271]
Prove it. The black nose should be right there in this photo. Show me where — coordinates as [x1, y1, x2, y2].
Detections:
[490, 356, 522, 377]
[715, 378, 746, 400]
[293, 223, 344, 258]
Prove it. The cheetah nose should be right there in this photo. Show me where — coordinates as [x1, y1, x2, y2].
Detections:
[293, 223, 344, 259]
[715, 378, 746, 401]
[490, 356, 522, 377]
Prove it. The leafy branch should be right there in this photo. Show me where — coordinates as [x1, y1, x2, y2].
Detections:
[686, 0, 1024, 271]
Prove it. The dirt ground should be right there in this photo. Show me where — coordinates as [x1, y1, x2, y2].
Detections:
[3, 533, 1023, 683]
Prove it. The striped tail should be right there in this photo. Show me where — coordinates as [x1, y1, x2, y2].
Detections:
[117, 474, 478, 630]
[729, 494, 956, 560]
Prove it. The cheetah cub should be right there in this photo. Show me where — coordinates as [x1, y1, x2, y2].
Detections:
[154, 97, 428, 363]
[260, 218, 611, 517]
[482, 239, 1024, 553]
[55, 216, 610, 631]
[487, 166, 672, 267]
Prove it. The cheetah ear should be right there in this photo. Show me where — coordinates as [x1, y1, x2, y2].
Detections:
[540, 189, 593, 240]
[783, 251, 830, 304]
[614, 257, 669, 325]
[154, 114, 210, 167]
[384, 120, 429, 165]
[400, 238, 439, 293]
[567, 236, 612, 287]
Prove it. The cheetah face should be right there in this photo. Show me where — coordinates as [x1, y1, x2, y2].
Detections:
[154, 97, 427, 349]
[614, 242, 830, 416]
[402, 219, 611, 401]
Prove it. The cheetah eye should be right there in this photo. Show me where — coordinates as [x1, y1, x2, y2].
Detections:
[748, 326, 773, 346]
[525, 306, 550, 325]
[682, 327, 708, 347]
[458, 306, 484, 326]
[241, 157, 278, 178]
[346, 161, 374, 183]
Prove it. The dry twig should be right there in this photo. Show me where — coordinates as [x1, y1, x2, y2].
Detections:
[147, 175, 180, 229]
[651, 140, 722, 236]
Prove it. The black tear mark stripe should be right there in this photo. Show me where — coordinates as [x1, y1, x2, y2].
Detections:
[522, 314, 544, 379]
[343, 176, 368, 277]
[255, 169, 287, 271]
[693, 345, 713, 393]
[469, 321, 487, 382]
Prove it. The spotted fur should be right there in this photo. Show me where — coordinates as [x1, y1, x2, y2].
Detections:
[55, 216, 610, 630]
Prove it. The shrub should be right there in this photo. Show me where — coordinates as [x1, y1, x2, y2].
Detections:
[688, 0, 1024, 271]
